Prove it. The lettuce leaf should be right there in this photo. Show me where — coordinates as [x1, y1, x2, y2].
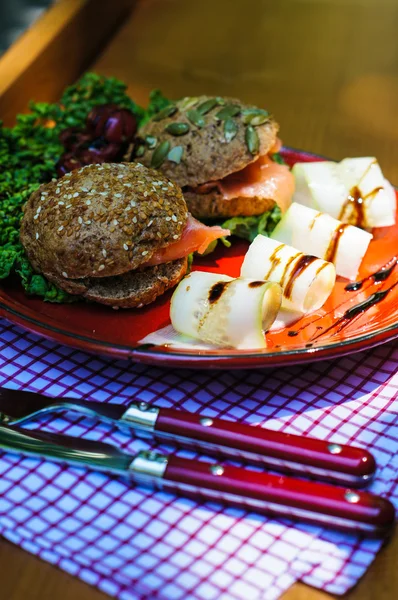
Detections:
[187, 253, 194, 273]
[221, 206, 282, 243]
[196, 207, 281, 257]
[270, 152, 286, 165]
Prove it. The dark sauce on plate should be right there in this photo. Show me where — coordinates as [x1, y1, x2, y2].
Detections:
[287, 256, 398, 340]
[345, 256, 398, 292]
[311, 281, 398, 340]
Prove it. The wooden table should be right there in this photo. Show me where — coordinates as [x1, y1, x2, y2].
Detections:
[0, 0, 397, 598]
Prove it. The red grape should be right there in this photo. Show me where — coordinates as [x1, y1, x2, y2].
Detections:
[56, 105, 137, 176]
[77, 140, 125, 164]
[103, 109, 137, 143]
[86, 104, 119, 138]
[59, 127, 93, 151]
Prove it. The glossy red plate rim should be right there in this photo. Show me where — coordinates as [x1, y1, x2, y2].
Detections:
[0, 146, 397, 369]
[0, 297, 396, 368]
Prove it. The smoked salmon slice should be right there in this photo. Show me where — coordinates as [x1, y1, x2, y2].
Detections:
[193, 140, 295, 214]
[145, 214, 230, 266]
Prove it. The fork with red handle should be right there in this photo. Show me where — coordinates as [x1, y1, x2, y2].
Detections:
[0, 386, 394, 536]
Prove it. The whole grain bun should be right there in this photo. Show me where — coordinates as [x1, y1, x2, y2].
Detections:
[183, 189, 276, 219]
[43, 258, 188, 309]
[20, 162, 187, 281]
[137, 96, 278, 188]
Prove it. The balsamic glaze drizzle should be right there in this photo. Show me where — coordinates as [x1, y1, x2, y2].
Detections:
[287, 256, 398, 340]
[310, 281, 398, 341]
[345, 256, 398, 291]
[208, 281, 229, 303]
[284, 255, 317, 300]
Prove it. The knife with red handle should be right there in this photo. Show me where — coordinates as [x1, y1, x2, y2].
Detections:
[0, 424, 393, 536]
[0, 387, 375, 486]
[163, 455, 394, 536]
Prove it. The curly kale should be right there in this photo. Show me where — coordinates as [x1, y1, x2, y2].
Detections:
[145, 89, 173, 120]
[0, 73, 149, 302]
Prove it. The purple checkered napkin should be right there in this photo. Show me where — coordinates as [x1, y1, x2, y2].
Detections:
[0, 318, 397, 600]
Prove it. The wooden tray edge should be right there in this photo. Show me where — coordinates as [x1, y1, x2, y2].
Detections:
[0, 0, 135, 126]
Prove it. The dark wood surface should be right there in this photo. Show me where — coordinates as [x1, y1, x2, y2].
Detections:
[1, 0, 397, 598]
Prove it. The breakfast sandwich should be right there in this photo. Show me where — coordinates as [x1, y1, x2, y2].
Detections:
[135, 95, 295, 238]
[20, 162, 228, 308]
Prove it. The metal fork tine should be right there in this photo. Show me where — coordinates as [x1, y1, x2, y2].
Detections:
[0, 387, 57, 422]
[0, 387, 126, 427]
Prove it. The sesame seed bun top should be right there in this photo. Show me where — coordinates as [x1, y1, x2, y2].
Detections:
[136, 95, 279, 187]
[20, 162, 188, 281]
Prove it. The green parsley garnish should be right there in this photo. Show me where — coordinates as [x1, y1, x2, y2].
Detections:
[0, 73, 145, 302]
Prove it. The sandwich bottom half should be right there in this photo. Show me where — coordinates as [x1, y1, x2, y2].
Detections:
[43, 258, 188, 309]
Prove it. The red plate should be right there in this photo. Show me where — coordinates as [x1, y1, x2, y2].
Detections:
[0, 148, 397, 369]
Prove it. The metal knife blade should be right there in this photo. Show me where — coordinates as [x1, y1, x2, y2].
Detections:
[0, 423, 393, 536]
[0, 423, 132, 475]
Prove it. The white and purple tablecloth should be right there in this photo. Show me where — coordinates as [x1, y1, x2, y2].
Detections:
[0, 317, 397, 599]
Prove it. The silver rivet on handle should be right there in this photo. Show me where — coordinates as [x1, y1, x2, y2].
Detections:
[327, 443, 343, 454]
[210, 464, 224, 476]
[200, 417, 213, 427]
[121, 403, 160, 433]
[345, 491, 360, 503]
[129, 450, 169, 481]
